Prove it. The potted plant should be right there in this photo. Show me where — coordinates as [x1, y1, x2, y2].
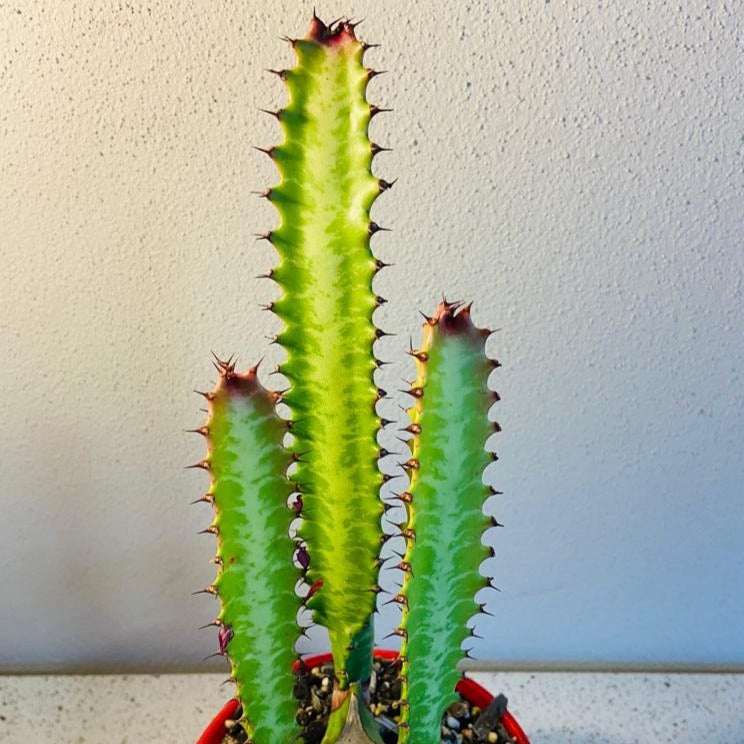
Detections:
[191, 13, 530, 744]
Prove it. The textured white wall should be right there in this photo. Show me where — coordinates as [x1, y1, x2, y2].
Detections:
[1, 1, 742, 671]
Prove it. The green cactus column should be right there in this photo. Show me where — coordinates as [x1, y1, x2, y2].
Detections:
[195, 360, 301, 744]
[396, 301, 499, 744]
[261, 15, 387, 689]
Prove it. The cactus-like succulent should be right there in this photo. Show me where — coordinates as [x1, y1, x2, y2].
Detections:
[192, 14, 499, 744]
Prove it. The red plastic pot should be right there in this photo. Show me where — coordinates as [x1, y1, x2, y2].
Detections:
[197, 649, 530, 744]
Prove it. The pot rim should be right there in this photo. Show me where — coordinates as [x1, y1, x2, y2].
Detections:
[196, 649, 530, 744]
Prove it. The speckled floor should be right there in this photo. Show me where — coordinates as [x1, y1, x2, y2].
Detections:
[0, 671, 742, 743]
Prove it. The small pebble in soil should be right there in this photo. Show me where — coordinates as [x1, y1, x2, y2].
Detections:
[221, 657, 516, 744]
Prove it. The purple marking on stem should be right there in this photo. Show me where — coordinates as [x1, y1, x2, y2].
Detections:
[297, 546, 310, 569]
[218, 624, 234, 654]
[292, 494, 303, 513]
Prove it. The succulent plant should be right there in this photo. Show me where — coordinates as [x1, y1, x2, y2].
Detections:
[191, 13, 499, 744]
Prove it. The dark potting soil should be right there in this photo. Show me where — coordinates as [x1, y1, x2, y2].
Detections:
[220, 657, 518, 744]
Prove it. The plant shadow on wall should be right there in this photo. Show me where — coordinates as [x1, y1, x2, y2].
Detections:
[189, 13, 527, 744]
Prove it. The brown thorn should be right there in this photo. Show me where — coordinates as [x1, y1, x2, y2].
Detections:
[440, 295, 463, 313]
[257, 107, 282, 120]
[375, 328, 394, 339]
[210, 350, 234, 367]
[478, 602, 495, 617]
[407, 348, 429, 363]
[185, 460, 210, 471]
[371, 143, 392, 156]
[265, 68, 288, 80]
[190, 493, 214, 505]
[369, 222, 391, 235]
[192, 585, 218, 596]
[212, 354, 236, 378]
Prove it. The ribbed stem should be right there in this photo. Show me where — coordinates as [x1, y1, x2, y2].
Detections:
[199, 360, 301, 744]
[396, 302, 498, 744]
[263, 16, 387, 688]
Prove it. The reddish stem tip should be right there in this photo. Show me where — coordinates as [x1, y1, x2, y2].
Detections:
[306, 12, 358, 46]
